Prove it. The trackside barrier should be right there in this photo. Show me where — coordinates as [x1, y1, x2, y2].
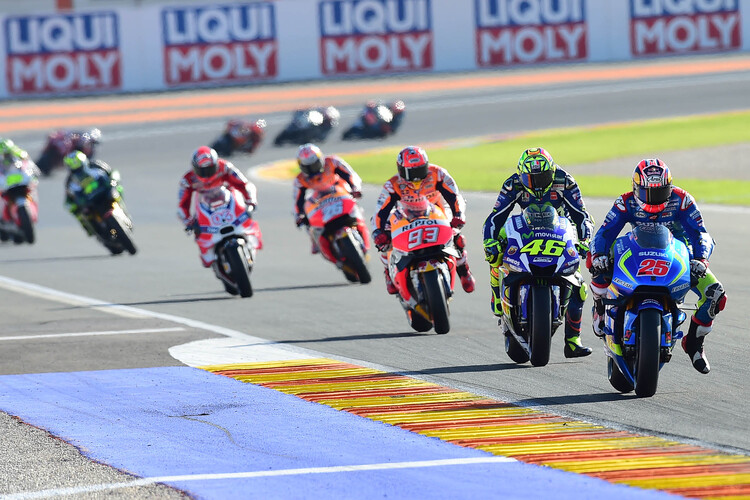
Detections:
[1, 0, 750, 99]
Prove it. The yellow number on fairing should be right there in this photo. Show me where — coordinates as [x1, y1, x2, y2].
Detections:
[520, 239, 566, 256]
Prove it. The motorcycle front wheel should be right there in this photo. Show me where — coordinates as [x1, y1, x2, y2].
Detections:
[529, 286, 552, 367]
[635, 309, 661, 397]
[423, 269, 450, 334]
[338, 234, 371, 284]
[226, 243, 253, 298]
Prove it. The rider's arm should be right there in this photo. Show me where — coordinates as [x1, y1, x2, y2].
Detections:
[483, 176, 520, 242]
[560, 171, 594, 243]
[591, 193, 632, 256]
[675, 188, 714, 261]
[292, 176, 307, 216]
[371, 179, 399, 232]
[331, 156, 362, 193]
[177, 175, 194, 225]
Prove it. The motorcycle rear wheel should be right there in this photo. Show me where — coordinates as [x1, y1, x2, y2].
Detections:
[339, 234, 371, 284]
[106, 214, 137, 255]
[607, 357, 634, 393]
[423, 269, 450, 334]
[17, 206, 34, 244]
[226, 244, 253, 298]
[504, 331, 530, 364]
[635, 309, 661, 397]
[529, 286, 552, 367]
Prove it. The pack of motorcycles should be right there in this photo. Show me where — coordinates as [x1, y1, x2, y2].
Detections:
[2, 100, 692, 396]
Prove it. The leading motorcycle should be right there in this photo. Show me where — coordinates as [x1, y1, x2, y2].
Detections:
[303, 184, 370, 284]
[0, 158, 39, 244]
[342, 100, 405, 140]
[598, 224, 691, 397]
[497, 206, 581, 366]
[193, 186, 263, 297]
[386, 198, 458, 334]
[36, 128, 101, 176]
[210, 119, 266, 157]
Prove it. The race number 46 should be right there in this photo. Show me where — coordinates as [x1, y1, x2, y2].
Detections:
[520, 239, 565, 256]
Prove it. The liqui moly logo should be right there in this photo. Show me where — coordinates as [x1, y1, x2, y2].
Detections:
[630, 0, 741, 56]
[475, 0, 587, 66]
[319, 0, 433, 75]
[4, 12, 121, 95]
[162, 3, 277, 86]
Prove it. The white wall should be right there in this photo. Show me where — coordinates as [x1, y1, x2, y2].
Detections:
[1, 0, 748, 99]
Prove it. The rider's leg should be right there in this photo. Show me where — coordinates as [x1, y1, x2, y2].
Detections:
[682, 271, 727, 374]
[454, 233, 475, 293]
[380, 252, 397, 295]
[489, 265, 503, 318]
[589, 272, 609, 338]
[564, 283, 593, 358]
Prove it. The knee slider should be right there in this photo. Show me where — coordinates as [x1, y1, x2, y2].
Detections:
[706, 282, 727, 319]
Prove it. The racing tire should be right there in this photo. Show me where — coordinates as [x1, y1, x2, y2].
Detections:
[504, 331, 530, 364]
[634, 309, 661, 397]
[223, 281, 240, 296]
[339, 234, 371, 284]
[408, 309, 433, 333]
[423, 269, 450, 334]
[226, 243, 253, 298]
[106, 214, 137, 255]
[17, 206, 35, 244]
[607, 357, 634, 393]
[529, 286, 552, 367]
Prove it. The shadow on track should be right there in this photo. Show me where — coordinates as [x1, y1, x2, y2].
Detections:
[253, 282, 353, 293]
[273, 331, 428, 344]
[513, 392, 635, 406]
[399, 363, 526, 376]
[0, 254, 112, 264]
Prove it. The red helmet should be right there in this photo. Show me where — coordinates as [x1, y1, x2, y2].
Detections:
[396, 146, 429, 182]
[192, 146, 220, 184]
[633, 159, 673, 213]
[297, 143, 324, 176]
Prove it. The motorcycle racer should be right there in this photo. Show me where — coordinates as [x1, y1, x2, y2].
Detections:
[589, 159, 727, 374]
[63, 151, 118, 236]
[483, 148, 594, 358]
[178, 146, 258, 267]
[293, 143, 367, 260]
[371, 145, 476, 295]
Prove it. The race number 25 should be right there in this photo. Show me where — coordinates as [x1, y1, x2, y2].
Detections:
[637, 259, 670, 276]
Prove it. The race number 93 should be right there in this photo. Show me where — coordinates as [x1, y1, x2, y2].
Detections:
[520, 239, 566, 257]
[408, 227, 439, 249]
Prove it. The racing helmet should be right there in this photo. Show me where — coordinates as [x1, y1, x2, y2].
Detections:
[396, 146, 429, 183]
[191, 146, 220, 181]
[0, 138, 15, 155]
[297, 143, 324, 176]
[518, 148, 555, 198]
[64, 150, 89, 172]
[251, 119, 266, 138]
[632, 159, 672, 213]
[522, 204, 559, 230]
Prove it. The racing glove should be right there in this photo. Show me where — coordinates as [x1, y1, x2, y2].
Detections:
[351, 190, 362, 199]
[372, 229, 391, 252]
[483, 238, 502, 267]
[295, 214, 309, 227]
[185, 218, 200, 236]
[450, 216, 465, 230]
[690, 258, 708, 280]
[576, 239, 590, 259]
[591, 254, 610, 272]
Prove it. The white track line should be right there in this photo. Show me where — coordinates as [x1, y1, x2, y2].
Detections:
[0, 327, 184, 341]
[3, 457, 515, 500]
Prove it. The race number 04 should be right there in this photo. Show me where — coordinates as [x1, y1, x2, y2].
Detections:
[408, 227, 439, 248]
[520, 239, 566, 257]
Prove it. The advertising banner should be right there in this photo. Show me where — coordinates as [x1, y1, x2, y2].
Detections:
[319, 0, 434, 75]
[4, 12, 121, 95]
[630, 0, 742, 56]
[162, 2, 278, 87]
[475, 0, 588, 67]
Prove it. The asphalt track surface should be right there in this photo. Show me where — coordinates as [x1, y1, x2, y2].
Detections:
[1, 55, 749, 498]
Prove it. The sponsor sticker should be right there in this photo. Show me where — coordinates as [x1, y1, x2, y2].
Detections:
[162, 3, 277, 86]
[630, 0, 741, 56]
[319, 0, 433, 75]
[5, 12, 121, 95]
[475, 0, 587, 67]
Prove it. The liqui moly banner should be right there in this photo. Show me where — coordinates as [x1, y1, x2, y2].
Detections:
[162, 3, 277, 86]
[630, 0, 741, 56]
[4, 12, 121, 95]
[319, 0, 433, 75]
[475, 0, 588, 66]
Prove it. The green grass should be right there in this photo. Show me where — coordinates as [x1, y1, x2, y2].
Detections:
[340, 110, 750, 206]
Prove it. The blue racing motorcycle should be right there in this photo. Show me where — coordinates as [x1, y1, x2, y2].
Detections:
[600, 224, 691, 397]
[498, 206, 582, 367]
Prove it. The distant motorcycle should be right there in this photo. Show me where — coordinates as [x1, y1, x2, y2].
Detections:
[496, 206, 582, 367]
[342, 101, 405, 140]
[598, 224, 691, 398]
[68, 161, 136, 255]
[0, 158, 39, 244]
[210, 119, 266, 157]
[303, 184, 370, 284]
[386, 198, 458, 334]
[36, 128, 101, 176]
[274, 107, 339, 146]
[193, 185, 263, 297]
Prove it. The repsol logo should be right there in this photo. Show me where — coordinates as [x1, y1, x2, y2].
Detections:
[405, 219, 441, 229]
[475, 0, 587, 66]
[630, 0, 740, 56]
[319, 0, 433, 75]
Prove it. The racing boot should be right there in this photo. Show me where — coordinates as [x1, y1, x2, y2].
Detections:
[564, 324, 592, 358]
[457, 263, 475, 293]
[682, 318, 710, 374]
[383, 268, 398, 295]
[490, 267, 503, 318]
[592, 297, 606, 338]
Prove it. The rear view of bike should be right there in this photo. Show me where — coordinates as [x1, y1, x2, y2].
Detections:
[599, 224, 691, 397]
[0, 160, 39, 244]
